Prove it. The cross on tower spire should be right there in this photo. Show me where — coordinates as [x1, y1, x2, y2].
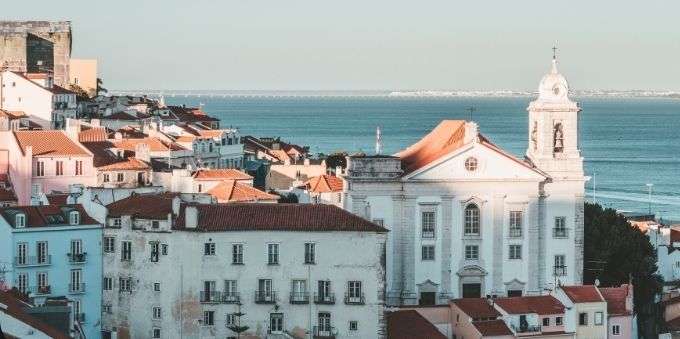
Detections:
[552, 45, 558, 60]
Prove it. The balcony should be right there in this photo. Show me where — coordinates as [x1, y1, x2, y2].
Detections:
[15, 255, 51, 267]
[28, 285, 52, 295]
[254, 291, 277, 304]
[421, 230, 435, 239]
[312, 326, 336, 339]
[553, 228, 568, 238]
[223, 292, 240, 304]
[200, 291, 223, 303]
[344, 293, 365, 305]
[554, 266, 567, 276]
[508, 228, 522, 238]
[68, 252, 87, 264]
[69, 283, 86, 294]
[314, 293, 335, 305]
[511, 324, 541, 333]
[290, 292, 310, 304]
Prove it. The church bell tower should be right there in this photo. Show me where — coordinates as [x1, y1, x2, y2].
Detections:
[526, 54, 583, 180]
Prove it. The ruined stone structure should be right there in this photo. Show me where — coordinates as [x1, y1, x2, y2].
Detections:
[0, 21, 72, 86]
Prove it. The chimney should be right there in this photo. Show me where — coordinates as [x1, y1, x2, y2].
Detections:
[172, 196, 181, 215]
[335, 166, 342, 176]
[185, 205, 198, 229]
[303, 158, 310, 166]
[134, 143, 150, 162]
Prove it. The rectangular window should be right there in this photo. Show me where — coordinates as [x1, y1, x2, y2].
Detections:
[150, 242, 160, 262]
[554, 255, 566, 276]
[270, 313, 283, 333]
[225, 280, 238, 301]
[612, 324, 620, 335]
[465, 245, 479, 260]
[556, 316, 563, 326]
[121, 241, 132, 261]
[542, 317, 550, 326]
[119, 277, 132, 292]
[112, 218, 122, 227]
[37, 271, 48, 290]
[15, 214, 26, 228]
[509, 211, 522, 237]
[37, 241, 48, 264]
[35, 161, 45, 177]
[103, 173, 110, 182]
[232, 244, 243, 264]
[75, 160, 83, 176]
[204, 242, 216, 256]
[268, 243, 279, 265]
[554, 217, 567, 238]
[594, 311, 603, 325]
[304, 242, 315, 264]
[227, 313, 236, 326]
[70, 269, 82, 292]
[103, 277, 113, 290]
[318, 312, 332, 333]
[349, 321, 358, 331]
[152, 328, 161, 338]
[509, 245, 522, 260]
[16, 242, 27, 265]
[348, 281, 362, 302]
[70, 239, 83, 256]
[421, 211, 436, 238]
[104, 237, 115, 253]
[152, 220, 160, 229]
[161, 244, 168, 255]
[154, 282, 161, 291]
[579, 312, 587, 326]
[56, 161, 64, 176]
[117, 173, 124, 182]
[17, 273, 28, 293]
[153, 307, 162, 319]
[421, 245, 435, 261]
[203, 311, 215, 326]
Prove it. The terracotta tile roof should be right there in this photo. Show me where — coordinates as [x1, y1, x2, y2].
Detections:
[0, 290, 69, 339]
[0, 187, 17, 202]
[82, 141, 149, 170]
[14, 130, 90, 156]
[207, 180, 278, 203]
[50, 84, 75, 95]
[472, 320, 513, 336]
[78, 126, 108, 142]
[0, 204, 98, 228]
[46, 193, 68, 205]
[671, 229, 680, 243]
[386, 310, 446, 339]
[494, 296, 565, 315]
[106, 193, 178, 219]
[113, 137, 186, 152]
[451, 298, 501, 319]
[268, 149, 292, 162]
[561, 285, 605, 303]
[396, 120, 467, 174]
[24, 72, 49, 79]
[174, 203, 387, 233]
[305, 174, 344, 193]
[0, 109, 25, 119]
[193, 169, 253, 181]
[599, 285, 632, 316]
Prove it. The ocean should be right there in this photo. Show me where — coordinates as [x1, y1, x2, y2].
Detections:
[165, 95, 680, 221]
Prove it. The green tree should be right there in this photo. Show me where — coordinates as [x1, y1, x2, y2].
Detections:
[69, 84, 91, 100]
[96, 77, 108, 96]
[583, 202, 662, 336]
[324, 152, 348, 171]
[277, 192, 298, 203]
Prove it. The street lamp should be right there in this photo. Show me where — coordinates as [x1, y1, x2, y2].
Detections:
[645, 183, 654, 216]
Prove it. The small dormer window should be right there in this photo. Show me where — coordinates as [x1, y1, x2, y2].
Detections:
[15, 213, 26, 228]
[69, 211, 80, 225]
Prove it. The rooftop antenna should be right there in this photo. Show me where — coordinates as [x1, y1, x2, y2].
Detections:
[375, 125, 383, 155]
[466, 106, 476, 122]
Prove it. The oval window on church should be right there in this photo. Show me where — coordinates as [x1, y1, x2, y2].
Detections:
[464, 157, 478, 172]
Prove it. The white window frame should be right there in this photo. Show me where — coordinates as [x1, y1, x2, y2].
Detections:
[304, 242, 315, 264]
[509, 244, 522, 260]
[421, 245, 435, 261]
[465, 245, 479, 260]
[152, 306, 162, 319]
[268, 243, 279, 265]
[232, 243, 243, 264]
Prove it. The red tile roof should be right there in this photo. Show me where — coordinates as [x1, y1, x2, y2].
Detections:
[174, 203, 387, 233]
[106, 193, 178, 219]
[78, 126, 108, 142]
[113, 137, 186, 152]
[472, 320, 513, 336]
[82, 141, 150, 170]
[0, 290, 69, 339]
[305, 174, 343, 193]
[671, 229, 680, 243]
[0, 204, 98, 228]
[46, 193, 68, 205]
[494, 296, 565, 315]
[0, 109, 25, 119]
[599, 285, 632, 316]
[207, 180, 278, 203]
[14, 130, 90, 156]
[0, 187, 17, 202]
[561, 285, 605, 303]
[193, 169, 253, 181]
[386, 310, 447, 339]
[451, 298, 501, 319]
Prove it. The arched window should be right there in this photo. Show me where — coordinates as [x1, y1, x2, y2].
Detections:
[553, 123, 564, 153]
[464, 204, 480, 235]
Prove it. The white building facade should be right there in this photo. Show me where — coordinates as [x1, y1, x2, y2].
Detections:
[343, 58, 586, 306]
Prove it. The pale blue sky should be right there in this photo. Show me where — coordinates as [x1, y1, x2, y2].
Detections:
[6, 0, 680, 90]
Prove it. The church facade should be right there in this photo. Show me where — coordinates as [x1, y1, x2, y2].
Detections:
[342, 58, 585, 306]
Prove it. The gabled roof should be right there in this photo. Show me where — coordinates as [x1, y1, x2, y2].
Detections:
[174, 203, 387, 233]
[561, 285, 605, 303]
[386, 310, 446, 339]
[472, 320, 513, 336]
[451, 298, 501, 319]
[304, 174, 344, 193]
[207, 180, 278, 203]
[193, 169, 253, 181]
[78, 126, 108, 142]
[101, 111, 150, 120]
[0, 204, 98, 228]
[106, 193, 178, 219]
[81, 141, 150, 170]
[113, 137, 186, 152]
[14, 130, 90, 156]
[494, 295, 565, 315]
[599, 285, 632, 316]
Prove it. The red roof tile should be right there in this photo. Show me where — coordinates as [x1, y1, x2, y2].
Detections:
[106, 193, 178, 219]
[78, 126, 108, 142]
[175, 203, 387, 233]
[494, 296, 565, 315]
[207, 180, 278, 203]
[113, 137, 186, 152]
[396, 120, 467, 174]
[0, 204, 98, 228]
[451, 298, 501, 319]
[386, 310, 446, 339]
[599, 285, 632, 316]
[561, 285, 605, 303]
[14, 130, 90, 156]
[82, 141, 150, 170]
[472, 320, 513, 336]
[671, 229, 680, 243]
[0, 187, 17, 202]
[305, 174, 343, 193]
[193, 169, 253, 181]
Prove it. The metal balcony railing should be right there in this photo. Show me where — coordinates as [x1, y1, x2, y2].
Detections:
[554, 266, 567, 276]
[314, 293, 335, 305]
[69, 283, 86, 294]
[312, 326, 336, 339]
[254, 291, 277, 304]
[68, 252, 87, 264]
[28, 285, 52, 295]
[290, 292, 310, 304]
[344, 293, 365, 305]
[421, 229, 435, 238]
[511, 324, 541, 333]
[15, 255, 51, 267]
[553, 228, 568, 238]
[508, 228, 522, 238]
[223, 292, 240, 303]
[200, 291, 222, 303]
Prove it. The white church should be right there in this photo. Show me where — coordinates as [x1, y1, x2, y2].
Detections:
[343, 57, 586, 306]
